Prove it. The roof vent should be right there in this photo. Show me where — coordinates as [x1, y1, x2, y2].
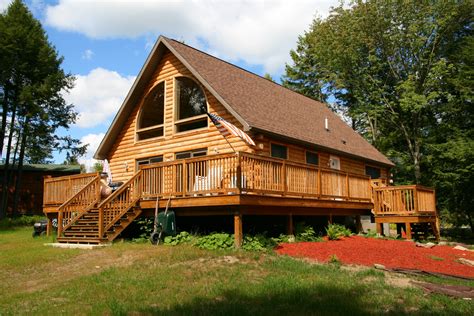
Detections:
[324, 117, 329, 131]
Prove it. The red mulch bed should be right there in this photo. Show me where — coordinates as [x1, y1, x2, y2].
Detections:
[276, 236, 474, 278]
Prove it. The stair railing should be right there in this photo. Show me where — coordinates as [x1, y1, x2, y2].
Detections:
[57, 173, 101, 237]
[97, 169, 143, 238]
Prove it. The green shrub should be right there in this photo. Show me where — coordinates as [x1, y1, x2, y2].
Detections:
[136, 217, 154, 240]
[271, 233, 292, 244]
[295, 222, 322, 242]
[163, 231, 193, 246]
[242, 234, 278, 251]
[326, 224, 351, 240]
[195, 232, 234, 250]
[0, 215, 46, 229]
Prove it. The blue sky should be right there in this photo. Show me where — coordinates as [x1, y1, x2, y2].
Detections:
[1, 0, 338, 169]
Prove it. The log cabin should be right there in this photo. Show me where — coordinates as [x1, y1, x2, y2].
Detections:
[43, 36, 439, 245]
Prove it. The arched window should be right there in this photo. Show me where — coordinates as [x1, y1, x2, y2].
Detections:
[137, 82, 165, 140]
[175, 77, 207, 132]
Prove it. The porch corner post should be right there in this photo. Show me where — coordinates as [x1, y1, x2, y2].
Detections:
[234, 211, 243, 248]
[46, 216, 53, 237]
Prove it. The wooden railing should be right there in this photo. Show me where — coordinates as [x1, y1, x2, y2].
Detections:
[139, 152, 371, 202]
[98, 170, 143, 238]
[373, 185, 436, 216]
[43, 173, 98, 206]
[57, 174, 101, 237]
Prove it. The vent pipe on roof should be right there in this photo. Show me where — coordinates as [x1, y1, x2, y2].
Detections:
[324, 117, 329, 131]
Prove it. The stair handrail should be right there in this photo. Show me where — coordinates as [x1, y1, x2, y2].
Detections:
[57, 173, 101, 237]
[97, 169, 143, 238]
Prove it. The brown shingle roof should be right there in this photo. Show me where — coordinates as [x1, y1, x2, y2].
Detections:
[95, 36, 393, 167]
[164, 38, 393, 166]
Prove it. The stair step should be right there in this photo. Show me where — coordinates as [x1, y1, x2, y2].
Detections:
[63, 231, 100, 237]
[57, 237, 105, 244]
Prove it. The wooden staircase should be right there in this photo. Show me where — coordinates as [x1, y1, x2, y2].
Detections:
[57, 170, 144, 244]
[57, 207, 142, 244]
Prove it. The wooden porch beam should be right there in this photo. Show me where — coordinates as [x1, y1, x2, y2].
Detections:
[234, 213, 243, 248]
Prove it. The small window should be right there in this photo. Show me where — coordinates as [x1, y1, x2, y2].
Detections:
[175, 77, 207, 133]
[137, 82, 165, 141]
[306, 151, 319, 166]
[365, 166, 381, 179]
[175, 148, 207, 160]
[271, 144, 288, 159]
[136, 156, 163, 169]
[329, 156, 340, 170]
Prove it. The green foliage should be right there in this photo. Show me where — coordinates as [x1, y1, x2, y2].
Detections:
[195, 232, 234, 250]
[271, 233, 292, 244]
[242, 234, 279, 251]
[295, 222, 322, 242]
[328, 254, 341, 266]
[0, 215, 46, 229]
[163, 231, 193, 246]
[135, 217, 154, 241]
[283, 1, 474, 231]
[326, 224, 351, 240]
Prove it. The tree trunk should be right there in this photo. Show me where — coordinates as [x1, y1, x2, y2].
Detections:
[0, 85, 9, 159]
[0, 99, 17, 218]
[12, 117, 28, 217]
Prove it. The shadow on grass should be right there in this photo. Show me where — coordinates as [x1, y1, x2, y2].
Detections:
[134, 284, 405, 316]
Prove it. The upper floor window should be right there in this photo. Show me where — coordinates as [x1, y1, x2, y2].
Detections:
[137, 82, 165, 141]
[175, 77, 208, 133]
[271, 143, 288, 159]
[306, 151, 319, 166]
[365, 166, 381, 179]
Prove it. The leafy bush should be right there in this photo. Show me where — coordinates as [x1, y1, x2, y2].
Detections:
[195, 232, 234, 250]
[136, 217, 154, 239]
[163, 231, 193, 246]
[271, 234, 292, 244]
[0, 215, 46, 229]
[294, 222, 322, 242]
[326, 224, 351, 240]
[242, 234, 278, 251]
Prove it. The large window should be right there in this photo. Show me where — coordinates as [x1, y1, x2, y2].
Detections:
[137, 82, 165, 140]
[271, 143, 288, 159]
[175, 77, 207, 133]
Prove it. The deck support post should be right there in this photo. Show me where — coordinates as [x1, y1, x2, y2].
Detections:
[328, 214, 333, 225]
[234, 213, 243, 248]
[376, 222, 383, 236]
[405, 222, 412, 239]
[287, 213, 294, 236]
[46, 216, 53, 236]
[355, 215, 362, 233]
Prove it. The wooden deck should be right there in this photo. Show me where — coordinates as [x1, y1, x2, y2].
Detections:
[373, 184, 439, 239]
[42, 152, 438, 244]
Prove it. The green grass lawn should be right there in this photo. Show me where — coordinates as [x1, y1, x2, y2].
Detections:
[0, 227, 472, 315]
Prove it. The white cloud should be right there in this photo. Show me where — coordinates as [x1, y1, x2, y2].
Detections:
[64, 67, 136, 128]
[78, 133, 105, 171]
[0, 0, 12, 12]
[81, 49, 94, 60]
[44, 0, 337, 74]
